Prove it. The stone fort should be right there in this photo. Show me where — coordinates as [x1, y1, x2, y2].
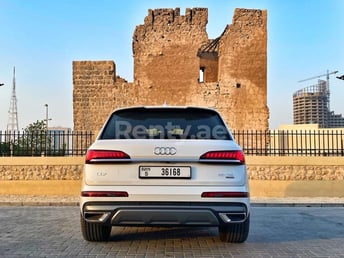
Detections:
[73, 7, 268, 134]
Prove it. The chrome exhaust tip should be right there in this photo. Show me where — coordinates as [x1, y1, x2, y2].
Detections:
[219, 212, 247, 223]
[84, 212, 111, 222]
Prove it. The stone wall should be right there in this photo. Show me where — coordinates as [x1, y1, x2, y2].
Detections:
[73, 7, 269, 134]
[132, 8, 208, 107]
[247, 156, 344, 181]
[0, 157, 84, 180]
[73, 61, 138, 136]
[1, 157, 343, 181]
[1, 157, 344, 197]
[217, 9, 268, 130]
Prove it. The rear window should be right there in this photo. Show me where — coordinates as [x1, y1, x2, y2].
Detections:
[100, 107, 232, 140]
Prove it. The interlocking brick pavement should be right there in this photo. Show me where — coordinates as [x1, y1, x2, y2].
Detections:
[0, 205, 344, 257]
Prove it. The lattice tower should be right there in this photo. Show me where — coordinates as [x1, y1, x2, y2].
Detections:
[7, 67, 19, 132]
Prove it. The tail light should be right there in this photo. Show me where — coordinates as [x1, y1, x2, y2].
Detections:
[201, 192, 249, 198]
[199, 150, 245, 164]
[85, 150, 130, 164]
[81, 191, 128, 197]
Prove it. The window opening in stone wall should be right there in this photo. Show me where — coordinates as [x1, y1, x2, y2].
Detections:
[199, 67, 205, 83]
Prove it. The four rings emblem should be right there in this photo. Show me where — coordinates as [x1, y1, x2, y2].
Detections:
[154, 147, 177, 155]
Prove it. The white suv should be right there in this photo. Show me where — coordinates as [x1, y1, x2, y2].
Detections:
[80, 106, 250, 242]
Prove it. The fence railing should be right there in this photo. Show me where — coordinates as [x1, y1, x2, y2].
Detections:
[0, 131, 94, 157]
[1, 130, 343, 157]
[232, 130, 344, 156]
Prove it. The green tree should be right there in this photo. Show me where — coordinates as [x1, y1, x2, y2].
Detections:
[16, 120, 52, 156]
[0, 142, 11, 156]
[23, 120, 46, 133]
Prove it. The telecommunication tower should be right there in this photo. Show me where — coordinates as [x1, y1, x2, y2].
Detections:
[7, 67, 19, 132]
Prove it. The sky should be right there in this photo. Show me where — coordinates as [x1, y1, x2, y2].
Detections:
[0, 0, 343, 131]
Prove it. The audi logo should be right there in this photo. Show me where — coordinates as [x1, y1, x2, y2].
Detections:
[154, 147, 177, 155]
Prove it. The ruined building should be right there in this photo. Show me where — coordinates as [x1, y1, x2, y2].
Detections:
[73, 7, 268, 135]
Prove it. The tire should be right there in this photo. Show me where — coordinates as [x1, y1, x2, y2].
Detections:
[80, 214, 111, 241]
[218, 215, 250, 243]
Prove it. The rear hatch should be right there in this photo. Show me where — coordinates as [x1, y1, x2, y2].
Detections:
[84, 106, 247, 187]
[84, 139, 246, 186]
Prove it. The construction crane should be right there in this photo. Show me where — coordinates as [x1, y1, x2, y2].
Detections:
[298, 70, 339, 99]
[298, 70, 338, 83]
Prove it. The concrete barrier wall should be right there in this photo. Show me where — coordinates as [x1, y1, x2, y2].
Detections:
[1, 156, 343, 197]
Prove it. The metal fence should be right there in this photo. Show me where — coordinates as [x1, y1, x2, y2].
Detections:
[232, 130, 344, 156]
[1, 130, 343, 157]
[0, 131, 94, 157]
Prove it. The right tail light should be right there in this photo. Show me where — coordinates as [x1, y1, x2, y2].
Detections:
[199, 150, 245, 164]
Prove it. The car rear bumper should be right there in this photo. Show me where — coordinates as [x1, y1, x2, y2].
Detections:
[81, 201, 249, 227]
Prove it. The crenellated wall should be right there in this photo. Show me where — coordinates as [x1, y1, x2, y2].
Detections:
[217, 9, 268, 130]
[73, 7, 269, 134]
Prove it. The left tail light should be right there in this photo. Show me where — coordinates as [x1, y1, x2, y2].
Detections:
[85, 150, 131, 164]
[199, 150, 245, 164]
[81, 191, 129, 197]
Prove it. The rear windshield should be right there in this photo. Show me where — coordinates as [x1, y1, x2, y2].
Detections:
[100, 107, 232, 140]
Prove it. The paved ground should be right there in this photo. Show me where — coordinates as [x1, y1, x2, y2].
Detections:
[0, 197, 344, 257]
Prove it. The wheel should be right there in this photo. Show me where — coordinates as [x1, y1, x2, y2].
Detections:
[218, 215, 250, 243]
[80, 214, 111, 241]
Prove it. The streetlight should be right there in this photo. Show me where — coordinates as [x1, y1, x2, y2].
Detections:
[44, 104, 52, 130]
[44, 104, 53, 156]
[337, 75, 344, 80]
[0, 83, 4, 86]
[45, 104, 49, 130]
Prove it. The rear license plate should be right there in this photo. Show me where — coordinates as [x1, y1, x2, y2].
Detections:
[139, 166, 191, 179]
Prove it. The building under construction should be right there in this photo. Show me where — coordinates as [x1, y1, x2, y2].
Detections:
[293, 79, 344, 128]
